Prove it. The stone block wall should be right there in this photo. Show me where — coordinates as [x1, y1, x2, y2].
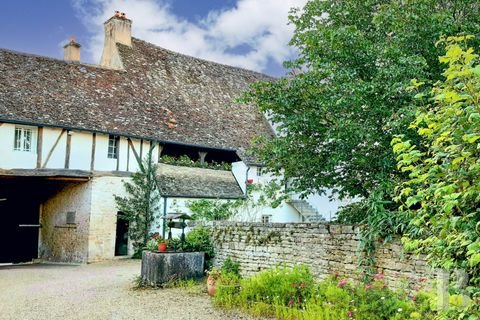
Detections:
[88, 176, 131, 262]
[39, 181, 92, 263]
[206, 222, 431, 290]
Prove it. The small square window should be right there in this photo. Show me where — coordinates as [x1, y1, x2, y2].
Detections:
[261, 215, 272, 224]
[108, 135, 120, 159]
[256, 167, 263, 176]
[14, 126, 34, 152]
[66, 211, 76, 225]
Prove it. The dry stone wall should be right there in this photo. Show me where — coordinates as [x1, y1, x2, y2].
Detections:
[206, 222, 432, 290]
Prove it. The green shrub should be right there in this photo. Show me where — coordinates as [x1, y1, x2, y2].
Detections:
[221, 257, 241, 277]
[184, 226, 214, 269]
[215, 265, 315, 310]
[213, 265, 439, 320]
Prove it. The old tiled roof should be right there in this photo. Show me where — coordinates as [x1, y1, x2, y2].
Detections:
[156, 164, 244, 199]
[0, 38, 275, 155]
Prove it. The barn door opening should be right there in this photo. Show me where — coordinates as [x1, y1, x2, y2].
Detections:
[115, 214, 129, 256]
[0, 194, 40, 263]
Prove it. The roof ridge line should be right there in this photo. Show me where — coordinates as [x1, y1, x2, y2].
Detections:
[128, 37, 276, 80]
[0, 47, 124, 72]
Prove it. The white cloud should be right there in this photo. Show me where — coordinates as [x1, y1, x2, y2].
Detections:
[72, 0, 307, 74]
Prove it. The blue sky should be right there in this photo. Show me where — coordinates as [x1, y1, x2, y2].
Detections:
[0, 0, 307, 76]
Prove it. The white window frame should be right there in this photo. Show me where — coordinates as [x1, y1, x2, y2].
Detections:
[256, 167, 263, 177]
[14, 126, 36, 152]
[108, 135, 120, 159]
[261, 215, 272, 224]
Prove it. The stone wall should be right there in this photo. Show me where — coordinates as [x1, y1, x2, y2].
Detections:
[39, 182, 92, 263]
[88, 176, 131, 262]
[207, 222, 431, 290]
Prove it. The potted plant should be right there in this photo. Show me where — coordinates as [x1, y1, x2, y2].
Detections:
[150, 232, 167, 252]
[157, 239, 167, 252]
[206, 267, 222, 296]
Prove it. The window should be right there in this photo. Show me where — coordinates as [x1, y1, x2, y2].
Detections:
[14, 126, 34, 152]
[256, 167, 263, 176]
[66, 211, 76, 225]
[261, 215, 272, 224]
[108, 135, 120, 159]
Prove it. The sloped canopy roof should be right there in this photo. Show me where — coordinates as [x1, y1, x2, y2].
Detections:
[0, 38, 275, 155]
[156, 164, 244, 199]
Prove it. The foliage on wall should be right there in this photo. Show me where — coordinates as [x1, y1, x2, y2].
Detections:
[159, 155, 232, 171]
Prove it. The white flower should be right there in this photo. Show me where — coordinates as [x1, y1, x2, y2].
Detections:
[398, 308, 403, 312]
[381, 297, 385, 300]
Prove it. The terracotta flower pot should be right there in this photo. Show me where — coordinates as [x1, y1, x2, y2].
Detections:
[158, 242, 167, 252]
[207, 275, 217, 296]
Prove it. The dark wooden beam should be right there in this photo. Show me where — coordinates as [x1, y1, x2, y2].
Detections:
[42, 129, 66, 168]
[46, 176, 90, 182]
[126, 140, 130, 171]
[64, 131, 72, 169]
[90, 133, 96, 171]
[116, 137, 120, 171]
[139, 139, 144, 161]
[157, 143, 163, 161]
[36, 127, 43, 168]
[127, 138, 142, 168]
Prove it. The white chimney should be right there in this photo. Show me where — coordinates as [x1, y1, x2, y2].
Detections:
[100, 11, 132, 69]
[64, 36, 81, 62]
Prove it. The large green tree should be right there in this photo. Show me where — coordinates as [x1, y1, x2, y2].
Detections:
[242, 0, 480, 202]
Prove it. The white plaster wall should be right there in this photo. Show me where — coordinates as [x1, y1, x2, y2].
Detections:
[42, 127, 67, 169]
[118, 137, 128, 171]
[93, 133, 118, 171]
[292, 192, 356, 221]
[69, 131, 93, 170]
[0, 123, 37, 169]
[232, 161, 248, 194]
[0, 122, 157, 174]
[243, 164, 354, 222]
[39, 182, 92, 263]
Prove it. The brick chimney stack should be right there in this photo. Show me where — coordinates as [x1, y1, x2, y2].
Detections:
[64, 36, 81, 62]
[100, 11, 132, 69]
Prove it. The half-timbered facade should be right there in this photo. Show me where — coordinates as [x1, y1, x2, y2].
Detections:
[0, 14, 274, 264]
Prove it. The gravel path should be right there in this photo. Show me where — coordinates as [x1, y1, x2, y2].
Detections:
[0, 259, 259, 320]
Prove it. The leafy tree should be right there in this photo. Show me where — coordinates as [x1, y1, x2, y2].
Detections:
[393, 36, 480, 288]
[187, 182, 286, 221]
[115, 149, 161, 253]
[241, 0, 480, 203]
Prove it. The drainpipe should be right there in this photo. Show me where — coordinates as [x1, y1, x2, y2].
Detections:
[162, 196, 167, 239]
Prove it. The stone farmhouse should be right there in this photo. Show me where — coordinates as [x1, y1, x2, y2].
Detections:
[0, 13, 345, 265]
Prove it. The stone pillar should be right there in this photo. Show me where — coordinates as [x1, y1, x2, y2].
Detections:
[198, 152, 208, 166]
[437, 269, 449, 311]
